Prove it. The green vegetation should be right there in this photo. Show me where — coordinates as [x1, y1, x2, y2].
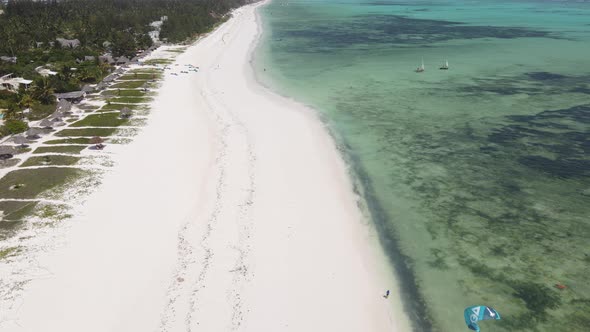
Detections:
[55, 128, 117, 137]
[99, 103, 141, 111]
[33, 145, 86, 154]
[143, 59, 173, 65]
[45, 137, 90, 145]
[107, 96, 150, 104]
[28, 103, 57, 121]
[71, 113, 127, 127]
[21, 155, 81, 167]
[0, 201, 37, 220]
[118, 73, 159, 80]
[0, 168, 81, 199]
[101, 89, 146, 97]
[0, 119, 28, 136]
[0, 247, 20, 260]
[36, 204, 72, 221]
[110, 81, 149, 89]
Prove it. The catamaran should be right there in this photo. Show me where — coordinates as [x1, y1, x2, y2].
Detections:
[415, 58, 425, 73]
[440, 59, 449, 70]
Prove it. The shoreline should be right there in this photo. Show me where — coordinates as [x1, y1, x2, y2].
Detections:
[1, 2, 412, 331]
[249, 2, 417, 330]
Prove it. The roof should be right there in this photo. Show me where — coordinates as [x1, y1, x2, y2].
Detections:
[10, 135, 29, 144]
[116, 56, 130, 63]
[102, 74, 118, 82]
[96, 82, 108, 90]
[56, 99, 72, 112]
[55, 91, 85, 100]
[0, 145, 17, 155]
[120, 107, 133, 116]
[15, 78, 32, 84]
[39, 119, 54, 127]
[0, 56, 16, 62]
[81, 84, 95, 93]
[99, 55, 115, 64]
[84, 56, 96, 61]
[26, 128, 49, 136]
[56, 38, 80, 48]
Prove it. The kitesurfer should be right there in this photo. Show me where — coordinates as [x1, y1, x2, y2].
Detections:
[384, 290, 390, 299]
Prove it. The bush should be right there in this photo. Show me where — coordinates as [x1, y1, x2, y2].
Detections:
[1, 119, 29, 136]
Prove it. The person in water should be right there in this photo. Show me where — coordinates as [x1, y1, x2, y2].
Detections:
[384, 290, 390, 299]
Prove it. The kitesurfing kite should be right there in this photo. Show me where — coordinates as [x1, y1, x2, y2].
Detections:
[464, 305, 501, 332]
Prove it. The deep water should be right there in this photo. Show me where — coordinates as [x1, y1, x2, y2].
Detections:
[255, 0, 590, 331]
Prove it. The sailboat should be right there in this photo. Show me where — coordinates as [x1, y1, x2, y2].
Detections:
[439, 59, 449, 70]
[415, 58, 425, 73]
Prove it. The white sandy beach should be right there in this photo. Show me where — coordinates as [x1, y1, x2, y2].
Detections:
[0, 2, 411, 331]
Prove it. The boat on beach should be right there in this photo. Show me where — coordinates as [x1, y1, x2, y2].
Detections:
[440, 59, 449, 70]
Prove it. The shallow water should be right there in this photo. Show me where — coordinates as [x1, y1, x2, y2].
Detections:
[255, 0, 590, 331]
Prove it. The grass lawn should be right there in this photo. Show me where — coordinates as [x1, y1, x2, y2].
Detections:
[0, 201, 37, 222]
[71, 113, 127, 127]
[0, 168, 81, 199]
[119, 73, 160, 80]
[33, 145, 87, 154]
[110, 81, 149, 89]
[45, 138, 90, 145]
[99, 103, 141, 111]
[21, 155, 81, 167]
[101, 89, 147, 97]
[143, 59, 173, 65]
[107, 96, 151, 104]
[55, 128, 117, 137]
[77, 104, 99, 111]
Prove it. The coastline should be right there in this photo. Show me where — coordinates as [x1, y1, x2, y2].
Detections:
[1, 2, 412, 331]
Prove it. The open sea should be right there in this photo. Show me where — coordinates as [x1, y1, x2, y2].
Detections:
[254, 0, 590, 331]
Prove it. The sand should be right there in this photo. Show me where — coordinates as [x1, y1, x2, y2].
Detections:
[0, 2, 411, 331]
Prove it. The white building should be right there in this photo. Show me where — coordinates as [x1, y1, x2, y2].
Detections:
[0, 73, 33, 92]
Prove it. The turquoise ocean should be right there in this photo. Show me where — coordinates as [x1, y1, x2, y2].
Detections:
[254, 0, 590, 331]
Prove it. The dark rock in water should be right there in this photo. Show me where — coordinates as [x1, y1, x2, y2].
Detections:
[526, 72, 568, 81]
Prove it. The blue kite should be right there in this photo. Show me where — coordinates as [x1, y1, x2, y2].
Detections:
[464, 305, 501, 331]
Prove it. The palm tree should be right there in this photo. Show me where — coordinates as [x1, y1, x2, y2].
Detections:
[31, 78, 55, 104]
[18, 93, 35, 109]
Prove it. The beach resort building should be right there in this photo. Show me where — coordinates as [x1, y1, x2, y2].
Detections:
[35, 66, 58, 77]
[0, 73, 33, 92]
[0, 55, 17, 63]
[56, 38, 81, 48]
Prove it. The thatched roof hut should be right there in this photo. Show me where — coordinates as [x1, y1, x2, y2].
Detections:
[89, 136, 105, 150]
[56, 99, 72, 112]
[26, 127, 46, 139]
[10, 135, 29, 145]
[116, 56, 130, 65]
[119, 107, 133, 119]
[0, 145, 17, 160]
[55, 91, 85, 103]
[96, 82, 108, 91]
[102, 73, 118, 83]
[39, 119, 54, 128]
[81, 84, 95, 93]
[90, 136, 104, 145]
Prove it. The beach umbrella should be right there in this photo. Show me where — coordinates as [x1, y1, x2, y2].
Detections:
[90, 136, 104, 145]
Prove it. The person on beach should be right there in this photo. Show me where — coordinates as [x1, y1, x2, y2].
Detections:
[384, 290, 390, 299]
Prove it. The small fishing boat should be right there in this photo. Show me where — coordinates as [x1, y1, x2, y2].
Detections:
[440, 59, 449, 70]
[415, 58, 425, 73]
